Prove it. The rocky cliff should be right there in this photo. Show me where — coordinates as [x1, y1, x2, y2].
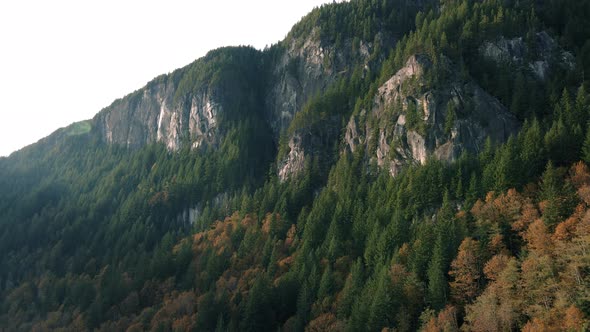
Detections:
[93, 46, 522, 181]
[95, 79, 220, 151]
[266, 28, 378, 136]
[345, 54, 520, 176]
[270, 30, 384, 181]
[91, 29, 384, 183]
[90, 2, 444, 183]
[480, 31, 574, 80]
[89, 5, 541, 183]
[93, 29, 377, 154]
[93, 47, 266, 152]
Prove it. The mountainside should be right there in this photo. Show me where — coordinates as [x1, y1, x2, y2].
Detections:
[345, 54, 519, 176]
[2, 0, 590, 331]
[94, 47, 268, 151]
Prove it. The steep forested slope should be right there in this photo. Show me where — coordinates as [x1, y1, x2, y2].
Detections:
[1, 0, 590, 331]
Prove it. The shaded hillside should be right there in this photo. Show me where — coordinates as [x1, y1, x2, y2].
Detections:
[1, 0, 590, 331]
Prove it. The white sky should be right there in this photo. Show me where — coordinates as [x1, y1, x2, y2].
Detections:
[0, 0, 336, 157]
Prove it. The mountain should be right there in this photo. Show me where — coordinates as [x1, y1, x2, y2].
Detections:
[1, 0, 590, 331]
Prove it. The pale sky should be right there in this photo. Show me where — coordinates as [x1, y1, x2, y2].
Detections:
[0, 0, 336, 157]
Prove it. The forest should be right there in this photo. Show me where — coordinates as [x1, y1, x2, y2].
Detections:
[1, 0, 590, 331]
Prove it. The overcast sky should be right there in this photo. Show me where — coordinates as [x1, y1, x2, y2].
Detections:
[0, 0, 336, 157]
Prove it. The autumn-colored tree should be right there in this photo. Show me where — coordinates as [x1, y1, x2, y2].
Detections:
[555, 206, 590, 319]
[464, 257, 521, 331]
[471, 189, 526, 253]
[520, 253, 558, 319]
[487, 234, 508, 255]
[569, 162, 590, 189]
[449, 238, 481, 306]
[522, 317, 551, 332]
[420, 305, 459, 332]
[564, 305, 588, 332]
[483, 254, 511, 282]
[523, 219, 553, 255]
[512, 200, 540, 238]
[305, 313, 345, 332]
[436, 305, 459, 332]
[552, 204, 584, 242]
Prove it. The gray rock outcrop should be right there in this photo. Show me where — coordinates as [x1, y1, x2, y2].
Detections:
[266, 28, 377, 137]
[345, 54, 520, 176]
[95, 79, 220, 151]
[480, 31, 574, 80]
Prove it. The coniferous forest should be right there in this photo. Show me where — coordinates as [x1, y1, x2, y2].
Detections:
[2, 0, 590, 330]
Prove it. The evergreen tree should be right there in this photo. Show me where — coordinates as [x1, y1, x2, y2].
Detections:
[520, 118, 544, 179]
[2, 1, 590, 330]
[367, 265, 394, 331]
[427, 238, 448, 311]
[540, 161, 562, 227]
[582, 123, 590, 164]
[241, 276, 274, 332]
[338, 258, 364, 318]
[317, 265, 334, 301]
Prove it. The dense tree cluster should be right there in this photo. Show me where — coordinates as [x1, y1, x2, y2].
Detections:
[1, 0, 590, 331]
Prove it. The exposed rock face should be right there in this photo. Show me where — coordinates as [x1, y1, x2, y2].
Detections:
[94, 47, 521, 182]
[345, 112, 363, 153]
[270, 30, 390, 181]
[95, 29, 377, 159]
[90, 16, 395, 183]
[278, 134, 307, 182]
[177, 192, 230, 227]
[266, 30, 329, 135]
[345, 54, 520, 176]
[480, 31, 574, 80]
[277, 117, 341, 182]
[266, 28, 379, 137]
[95, 80, 220, 151]
[91, 28, 528, 183]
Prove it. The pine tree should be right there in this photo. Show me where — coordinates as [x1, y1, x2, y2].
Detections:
[574, 85, 588, 125]
[445, 101, 456, 135]
[540, 161, 562, 227]
[494, 137, 520, 191]
[338, 259, 364, 318]
[582, 123, 590, 164]
[240, 276, 273, 332]
[215, 314, 225, 332]
[427, 239, 448, 311]
[367, 265, 394, 331]
[520, 118, 544, 178]
[465, 172, 480, 208]
[317, 265, 334, 300]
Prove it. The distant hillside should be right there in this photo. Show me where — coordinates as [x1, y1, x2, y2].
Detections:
[1, 0, 590, 331]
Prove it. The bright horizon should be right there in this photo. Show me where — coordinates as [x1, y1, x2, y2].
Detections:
[0, 0, 337, 157]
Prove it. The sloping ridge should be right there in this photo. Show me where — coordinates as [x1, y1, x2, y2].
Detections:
[345, 54, 520, 176]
